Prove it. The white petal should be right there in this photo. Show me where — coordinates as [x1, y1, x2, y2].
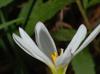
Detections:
[74, 24, 100, 56]
[55, 49, 72, 67]
[19, 27, 46, 57]
[56, 24, 87, 67]
[13, 34, 45, 62]
[67, 24, 87, 53]
[13, 28, 54, 68]
[35, 21, 57, 58]
[19, 27, 34, 44]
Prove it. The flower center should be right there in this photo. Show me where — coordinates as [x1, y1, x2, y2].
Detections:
[51, 49, 64, 63]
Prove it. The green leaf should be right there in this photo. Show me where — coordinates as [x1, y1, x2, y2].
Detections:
[83, 0, 100, 9]
[88, 0, 100, 8]
[52, 28, 75, 41]
[72, 48, 95, 74]
[18, 0, 33, 24]
[0, 0, 13, 8]
[0, 18, 24, 30]
[25, 0, 74, 35]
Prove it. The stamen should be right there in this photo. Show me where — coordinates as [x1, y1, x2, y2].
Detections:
[60, 48, 64, 55]
[51, 49, 64, 63]
[51, 51, 58, 63]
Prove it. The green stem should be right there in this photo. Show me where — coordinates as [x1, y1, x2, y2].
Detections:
[76, 0, 91, 30]
[0, 17, 23, 30]
[52, 69, 66, 74]
[51, 66, 68, 74]
[0, 9, 24, 30]
[0, 10, 5, 23]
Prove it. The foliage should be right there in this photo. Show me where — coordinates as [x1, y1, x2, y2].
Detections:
[52, 28, 75, 41]
[72, 48, 95, 74]
[83, 0, 100, 9]
[25, 0, 74, 35]
[0, 0, 12, 8]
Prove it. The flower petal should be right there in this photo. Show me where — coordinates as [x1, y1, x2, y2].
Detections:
[13, 28, 54, 68]
[13, 34, 45, 62]
[56, 24, 87, 67]
[55, 50, 72, 67]
[74, 24, 100, 56]
[35, 21, 57, 58]
[67, 24, 87, 53]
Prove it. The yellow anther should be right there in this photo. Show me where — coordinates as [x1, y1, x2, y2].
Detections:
[51, 49, 64, 63]
[51, 51, 58, 63]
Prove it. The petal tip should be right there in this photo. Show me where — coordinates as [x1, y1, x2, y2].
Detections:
[19, 27, 23, 33]
[12, 33, 16, 38]
[80, 24, 87, 34]
[36, 21, 44, 27]
[35, 21, 45, 32]
[80, 24, 86, 30]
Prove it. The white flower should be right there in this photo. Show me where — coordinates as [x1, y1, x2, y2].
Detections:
[12, 22, 100, 74]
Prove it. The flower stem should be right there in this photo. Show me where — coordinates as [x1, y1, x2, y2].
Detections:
[76, 0, 91, 30]
[51, 66, 68, 74]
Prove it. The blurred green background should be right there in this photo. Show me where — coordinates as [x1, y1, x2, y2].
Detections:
[0, 0, 100, 74]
